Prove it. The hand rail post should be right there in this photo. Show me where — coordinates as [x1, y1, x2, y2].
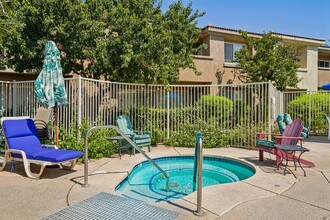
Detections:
[194, 131, 203, 216]
[83, 125, 169, 190]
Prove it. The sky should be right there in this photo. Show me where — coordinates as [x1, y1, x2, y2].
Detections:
[161, 0, 330, 42]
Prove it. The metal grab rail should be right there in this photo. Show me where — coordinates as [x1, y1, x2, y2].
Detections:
[193, 131, 203, 216]
[83, 125, 169, 190]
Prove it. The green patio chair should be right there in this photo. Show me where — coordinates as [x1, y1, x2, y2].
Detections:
[116, 115, 151, 153]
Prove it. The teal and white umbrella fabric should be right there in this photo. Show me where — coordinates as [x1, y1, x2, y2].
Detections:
[34, 41, 68, 147]
[35, 41, 68, 108]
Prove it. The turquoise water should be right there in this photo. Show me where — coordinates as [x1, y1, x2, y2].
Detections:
[115, 156, 255, 202]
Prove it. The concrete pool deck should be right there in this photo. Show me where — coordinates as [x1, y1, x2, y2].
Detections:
[0, 136, 329, 219]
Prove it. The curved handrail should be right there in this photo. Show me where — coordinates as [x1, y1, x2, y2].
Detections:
[83, 125, 169, 190]
[194, 131, 203, 216]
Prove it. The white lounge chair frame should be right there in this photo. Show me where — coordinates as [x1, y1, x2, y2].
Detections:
[0, 117, 78, 179]
[0, 145, 77, 179]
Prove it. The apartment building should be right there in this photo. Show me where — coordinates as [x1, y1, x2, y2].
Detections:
[1, 25, 329, 91]
[180, 25, 329, 91]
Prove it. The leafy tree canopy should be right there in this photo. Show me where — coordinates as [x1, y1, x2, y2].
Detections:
[234, 31, 300, 91]
[0, 0, 204, 85]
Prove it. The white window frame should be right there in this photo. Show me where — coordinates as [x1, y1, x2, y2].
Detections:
[224, 43, 245, 63]
[318, 60, 330, 69]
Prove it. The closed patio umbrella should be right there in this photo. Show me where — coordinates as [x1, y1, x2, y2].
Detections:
[321, 83, 330, 90]
[34, 41, 68, 147]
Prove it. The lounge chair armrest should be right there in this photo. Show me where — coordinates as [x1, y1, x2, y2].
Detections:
[42, 144, 58, 149]
[6, 149, 28, 159]
[134, 130, 151, 135]
[274, 136, 304, 140]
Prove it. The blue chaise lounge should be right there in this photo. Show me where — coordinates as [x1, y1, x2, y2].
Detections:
[0, 118, 83, 179]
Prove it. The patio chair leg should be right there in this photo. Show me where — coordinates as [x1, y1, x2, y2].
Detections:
[0, 153, 8, 171]
[61, 159, 77, 170]
[259, 149, 264, 161]
[22, 160, 46, 179]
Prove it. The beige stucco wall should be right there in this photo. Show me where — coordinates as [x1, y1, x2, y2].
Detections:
[297, 46, 307, 68]
[296, 46, 318, 91]
[180, 34, 243, 85]
[179, 56, 215, 84]
[318, 68, 330, 86]
[318, 54, 330, 61]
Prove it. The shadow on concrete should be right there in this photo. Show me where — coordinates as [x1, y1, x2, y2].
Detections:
[0, 161, 79, 179]
[238, 156, 284, 174]
[305, 135, 329, 143]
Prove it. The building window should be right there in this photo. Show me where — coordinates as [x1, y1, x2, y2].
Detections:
[318, 60, 330, 68]
[225, 43, 244, 62]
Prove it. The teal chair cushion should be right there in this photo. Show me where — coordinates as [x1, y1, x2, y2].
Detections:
[277, 113, 309, 138]
[276, 114, 286, 134]
[284, 113, 293, 125]
[256, 139, 275, 148]
[300, 132, 308, 138]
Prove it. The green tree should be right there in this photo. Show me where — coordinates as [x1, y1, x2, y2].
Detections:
[1, 0, 204, 85]
[85, 0, 204, 84]
[234, 31, 300, 91]
[0, 0, 105, 75]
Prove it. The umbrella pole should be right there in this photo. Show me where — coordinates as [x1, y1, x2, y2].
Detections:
[54, 103, 59, 147]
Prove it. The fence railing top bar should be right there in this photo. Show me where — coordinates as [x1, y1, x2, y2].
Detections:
[282, 91, 309, 94]
[163, 82, 270, 88]
[80, 77, 146, 86]
[12, 80, 35, 83]
[268, 82, 278, 91]
[0, 80, 16, 84]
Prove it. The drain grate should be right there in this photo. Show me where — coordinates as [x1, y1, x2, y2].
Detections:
[43, 192, 179, 220]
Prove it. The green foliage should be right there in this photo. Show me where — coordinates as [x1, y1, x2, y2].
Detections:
[150, 128, 166, 145]
[164, 120, 229, 148]
[287, 93, 330, 134]
[1, 0, 103, 74]
[129, 95, 263, 148]
[224, 124, 265, 149]
[195, 95, 233, 117]
[232, 99, 251, 126]
[1, 0, 204, 85]
[59, 119, 118, 160]
[234, 31, 300, 91]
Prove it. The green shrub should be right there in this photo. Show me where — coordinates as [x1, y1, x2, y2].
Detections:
[164, 120, 229, 148]
[225, 124, 265, 149]
[195, 95, 233, 119]
[59, 119, 118, 160]
[287, 93, 330, 134]
[232, 99, 251, 126]
[150, 128, 166, 145]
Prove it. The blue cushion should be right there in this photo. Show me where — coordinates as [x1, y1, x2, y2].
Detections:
[3, 119, 38, 139]
[34, 149, 83, 162]
[7, 135, 42, 152]
[3, 118, 83, 162]
[4, 119, 42, 153]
